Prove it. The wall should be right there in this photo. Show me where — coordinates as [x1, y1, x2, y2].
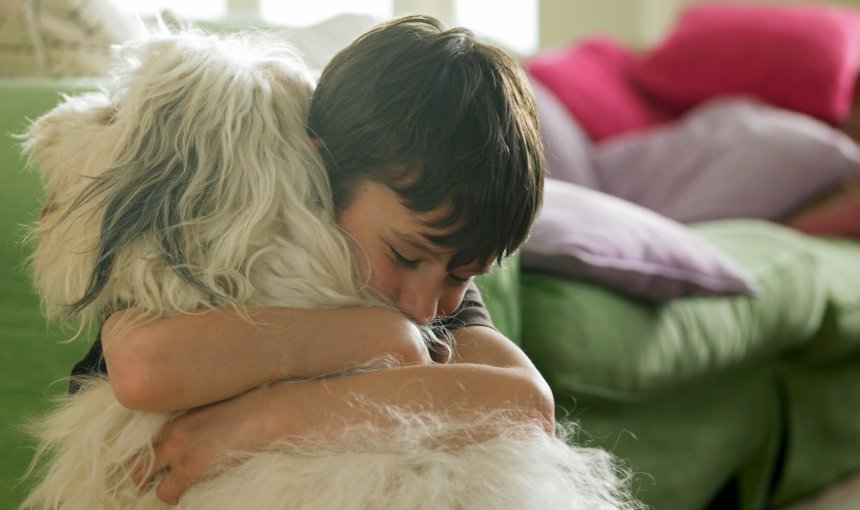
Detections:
[538, 0, 860, 51]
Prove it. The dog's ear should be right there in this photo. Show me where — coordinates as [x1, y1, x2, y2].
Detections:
[68, 32, 333, 315]
[22, 92, 117, 204]
[22, 92, 123, 324]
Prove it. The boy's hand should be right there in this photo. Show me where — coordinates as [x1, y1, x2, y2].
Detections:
[132, 327, 552, 505]
[131, 387, 274, 505]
[125, 311, 432, 504]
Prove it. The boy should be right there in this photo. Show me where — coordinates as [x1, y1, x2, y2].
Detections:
[75, 16, 548, 504]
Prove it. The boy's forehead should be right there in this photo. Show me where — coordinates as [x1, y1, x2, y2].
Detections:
[358, 180, 495, 272]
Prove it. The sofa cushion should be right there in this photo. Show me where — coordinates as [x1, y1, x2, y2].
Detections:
[593, 98, 860, 223]
[525, 37, 674, 142]
[813, 237, 860, 343]
[774, 354, 860, 506]
[529, 77, 599, 188]
[520, 220, 826, 399]
[575, 364, 782, 510]
[632, 3, 860, 123]
[521, 179, 759, 300]
[474, 253, 521, 346]
[786, 237, 860, 363]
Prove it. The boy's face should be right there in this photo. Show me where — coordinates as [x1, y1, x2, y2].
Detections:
[336, 181, 490, 324]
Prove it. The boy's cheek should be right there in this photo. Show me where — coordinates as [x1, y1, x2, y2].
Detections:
[361, 256, 398, 304]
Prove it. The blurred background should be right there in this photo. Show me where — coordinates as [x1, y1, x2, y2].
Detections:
[110, 0, 860, 54]
[5, 2, 860, 509]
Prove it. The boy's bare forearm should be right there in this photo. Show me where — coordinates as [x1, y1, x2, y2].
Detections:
[254, 360, 555, 441]
[146, 339, 554, 505]
[103, 307, 429, 412]
[255, 325, 555, 438]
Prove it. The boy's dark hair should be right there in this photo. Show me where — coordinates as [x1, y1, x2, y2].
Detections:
[308, 15, 544, 270]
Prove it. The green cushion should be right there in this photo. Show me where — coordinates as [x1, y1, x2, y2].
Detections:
[474, 253, 521, 345]
[787, 237, 860, 363]
[773, 352, 860, 507]
[572, 363, 781, 510]
[771, 238, 860, 505]
[520, 219, 827, 400]
[1, 79, 98, 506]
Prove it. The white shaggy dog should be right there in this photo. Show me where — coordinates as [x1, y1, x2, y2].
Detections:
[21, 30, 640, 510]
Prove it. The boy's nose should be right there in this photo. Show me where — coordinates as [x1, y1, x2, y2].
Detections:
[398, 287, 438, 324]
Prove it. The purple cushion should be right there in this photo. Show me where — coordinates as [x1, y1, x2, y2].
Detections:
[594, 98, 860, 223]
[522, 178, 760, 300]
[529, 76, 600, 189]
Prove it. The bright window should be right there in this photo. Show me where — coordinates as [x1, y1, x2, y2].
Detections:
[261, 0, 393, 27]
[115, 1, 537, 54]
[455, 1, 537, 55]
[120, 0, 226, 20]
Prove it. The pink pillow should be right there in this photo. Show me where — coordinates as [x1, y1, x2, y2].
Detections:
[633, 3, 860, 123]
[525, 37, 674, 142]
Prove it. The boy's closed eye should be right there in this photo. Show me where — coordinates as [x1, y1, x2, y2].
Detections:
[448, 273, 472, 284]
[388, 244, 419, 269]
[386, 242, 476, 285]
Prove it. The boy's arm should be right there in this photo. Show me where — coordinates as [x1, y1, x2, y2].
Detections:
[103, 307, 431, 412]
[143, 325, 554, 505]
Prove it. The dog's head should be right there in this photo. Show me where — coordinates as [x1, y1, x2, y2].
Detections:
[26, 31, 366, 328]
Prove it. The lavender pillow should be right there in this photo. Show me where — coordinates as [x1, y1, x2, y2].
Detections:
[529, 76, 600, 189]
[594, 98, 860, 223]
[522, 178, 760, 300]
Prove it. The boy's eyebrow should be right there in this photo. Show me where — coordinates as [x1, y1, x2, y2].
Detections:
[392, 230, 447, 259]
[392, 230, 494, 275]
[471, 264, 493, 276]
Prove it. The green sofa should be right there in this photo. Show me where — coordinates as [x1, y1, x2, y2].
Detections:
[3, 78, 860, 510]
[522, 222, 860, 510]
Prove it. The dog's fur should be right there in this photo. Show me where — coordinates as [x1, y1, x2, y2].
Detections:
[21, 30, 640, 510]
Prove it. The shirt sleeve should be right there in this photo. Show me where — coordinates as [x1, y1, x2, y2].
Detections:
[435, 281, 495, 331]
